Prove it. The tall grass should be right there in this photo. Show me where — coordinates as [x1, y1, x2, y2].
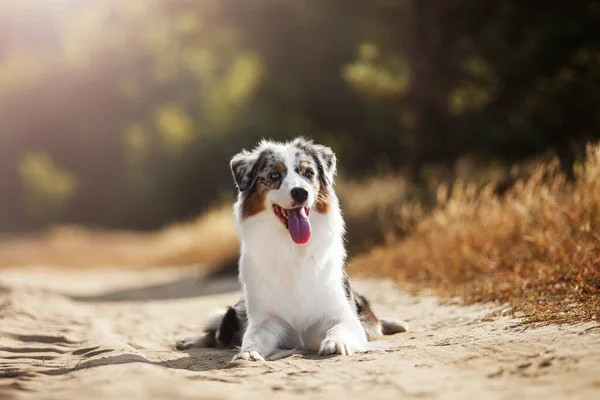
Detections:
[350, 144, 600, 323]
[2, 144, 599, 324]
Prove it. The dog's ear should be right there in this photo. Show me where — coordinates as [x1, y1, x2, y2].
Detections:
[312, 144, 337, 186]
[230, 150, 259, 191]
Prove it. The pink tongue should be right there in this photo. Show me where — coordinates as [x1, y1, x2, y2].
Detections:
[288, 207, 311, 244]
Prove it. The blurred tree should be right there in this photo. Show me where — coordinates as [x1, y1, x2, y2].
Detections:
[0, 0, 599, 231]
[19, 152, 77, 224]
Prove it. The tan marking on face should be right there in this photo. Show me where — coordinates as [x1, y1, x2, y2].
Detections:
[299, 161, 310, 171]
[274, 162, 285, 174]
[243, 181, 266, 217]
[314, 186, 330, 214]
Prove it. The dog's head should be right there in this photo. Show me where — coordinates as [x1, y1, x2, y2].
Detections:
[230, 137, 337, 244]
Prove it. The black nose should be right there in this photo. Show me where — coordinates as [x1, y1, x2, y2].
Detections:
[291, 187, 308, 203]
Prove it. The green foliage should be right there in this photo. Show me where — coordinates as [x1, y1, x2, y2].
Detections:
[0, 0, 599, 231]
[343, 42, 410, 97]
[155, 104, 195, 154]
[19, 153, 77, 223]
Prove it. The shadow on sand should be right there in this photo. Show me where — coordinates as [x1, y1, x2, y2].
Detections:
[70, 260, 240, 303]
[37, 348, 239, 376]
[36, 348, 332, 377]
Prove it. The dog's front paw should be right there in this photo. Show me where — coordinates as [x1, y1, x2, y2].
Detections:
[319, 339, 353, 356]
[232, 350, 265, 362]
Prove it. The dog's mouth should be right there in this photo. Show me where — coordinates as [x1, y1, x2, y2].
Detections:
[272, 204, 311, 244]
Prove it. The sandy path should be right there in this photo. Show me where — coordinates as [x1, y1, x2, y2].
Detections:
[1, 267, 599, 400]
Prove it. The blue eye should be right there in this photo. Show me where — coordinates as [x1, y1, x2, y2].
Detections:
[269, 172, 281, 180]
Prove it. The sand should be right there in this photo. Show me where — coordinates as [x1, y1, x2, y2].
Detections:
[1, 266, 599, 400]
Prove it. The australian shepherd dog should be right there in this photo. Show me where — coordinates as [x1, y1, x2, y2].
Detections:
[177, 137, 407, 361]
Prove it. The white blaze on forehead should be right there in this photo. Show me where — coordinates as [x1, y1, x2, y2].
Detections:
[284, 150, 305, 186]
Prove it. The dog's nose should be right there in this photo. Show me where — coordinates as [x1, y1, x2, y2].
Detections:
[291, 187, 309, 203]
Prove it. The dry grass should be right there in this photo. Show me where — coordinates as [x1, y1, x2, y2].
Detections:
[0, 204, 239, 269]
[2, 145, 599, 325]
[350, 144, 600, 324]
[339, 156, 515, 255]
[337, 175, 421, 254]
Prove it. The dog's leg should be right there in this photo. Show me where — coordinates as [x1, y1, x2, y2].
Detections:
[318, 317, 366, 356]
[232, 317, 285, 362]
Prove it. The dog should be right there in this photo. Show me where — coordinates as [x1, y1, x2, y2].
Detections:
[176, 137, 407, 361]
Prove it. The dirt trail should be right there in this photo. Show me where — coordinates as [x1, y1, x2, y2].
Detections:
[1, 266, 599, 399]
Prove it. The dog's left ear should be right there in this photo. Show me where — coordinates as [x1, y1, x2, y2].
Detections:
[230, 150, 259, 191]
[311, 144, 337, 186]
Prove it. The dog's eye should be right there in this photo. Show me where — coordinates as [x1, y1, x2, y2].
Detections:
[304, 169, 314, 179]
[269, 172, 281, 180]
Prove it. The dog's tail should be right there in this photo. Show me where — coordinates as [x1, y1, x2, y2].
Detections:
[359, 319, 409, 353]
[175, 308, 227, 350]
[380, 318, 409, 335]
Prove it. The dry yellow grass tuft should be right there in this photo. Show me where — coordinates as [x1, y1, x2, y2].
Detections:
[350, 144, 600, 324]
[154, 204, 239, 267]
[337, 175, 421, 254]
[0, 204, 239, 269]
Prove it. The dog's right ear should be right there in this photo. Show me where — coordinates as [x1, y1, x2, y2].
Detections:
[230, 150, 259, 191]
